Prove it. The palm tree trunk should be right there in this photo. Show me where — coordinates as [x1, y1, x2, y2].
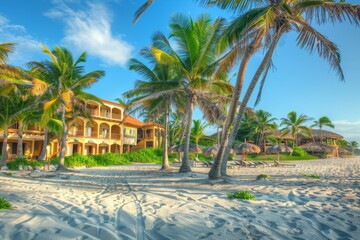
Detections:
[38, 126, 49, 160]
[17, 121, 24, 158]
[263, 133, 267, 156]
[161, 100, 170, 170]
[216, 127, 220, 145]
[57, 108, 68, 171]
[179, 95, 194, 173]
[219, 31, 282, 176]
[209, 33, 264, 180]
[1, 128, 9, 167]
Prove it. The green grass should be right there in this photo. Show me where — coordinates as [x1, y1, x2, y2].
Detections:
[246, 152, 318, 161]
[2, 172, 13, 177]
[256, 174, 270, 180]
[227, 191, 255, 200]
[0, 197, 12, 209]
[301, 173, 321, 179]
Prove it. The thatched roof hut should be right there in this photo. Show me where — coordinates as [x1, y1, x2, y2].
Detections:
[309, 129, 343, 140]
[234, 143, 261, 155]
[203, 144, 234, 157]
[169, 144, 203, 154]
[266, 144, 293, 154]
[300, 142, 334, 153]
[265, 130, 293, 140]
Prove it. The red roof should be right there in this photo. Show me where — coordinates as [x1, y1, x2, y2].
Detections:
[123, 115, 144, 127]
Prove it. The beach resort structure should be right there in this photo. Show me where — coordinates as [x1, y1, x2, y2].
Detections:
[0, 99, 164, 160]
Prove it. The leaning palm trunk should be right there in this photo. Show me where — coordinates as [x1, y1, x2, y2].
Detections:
[161, 100, 170, 170]
[57, 108, 67, 171]
[220, 31, 282, 176]
[209, 33, 264, 180]
[1, 128, 8, 167]
[17, 121, 24, 158]
[38, 126, 49, 160]
[179, 95, 194, 173]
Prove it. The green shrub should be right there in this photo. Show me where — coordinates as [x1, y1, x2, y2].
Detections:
[301, 173, 321, 179]
[292, 146, 306, 157]
[0, 197, 12, 209]
[51, 153, 129, 168]
[2, 172, 13, 177]
[256, 174, 270, 180]
[227, 191, 255, 200]
[6, 157, 44, 170]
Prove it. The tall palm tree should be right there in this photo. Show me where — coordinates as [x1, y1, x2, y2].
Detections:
[29, 45, 104, 171]
[208, 0, 360, 179]
[252, 110, 277, 154]
[191, 119, 209, 147]
[281, 111, 312, 148]
[125, 56, 183, 170]
[149, 14, 232, 172]
[0, 97, 17, 166]
[311, 116, 335, 143]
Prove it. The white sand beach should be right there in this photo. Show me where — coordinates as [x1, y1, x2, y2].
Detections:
[0, 158, 359, 240]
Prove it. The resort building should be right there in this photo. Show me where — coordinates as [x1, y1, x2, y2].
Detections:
[0, 99, 164, 160]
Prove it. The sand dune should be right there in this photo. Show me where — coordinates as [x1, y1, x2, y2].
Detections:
[0, 158, 359, 239]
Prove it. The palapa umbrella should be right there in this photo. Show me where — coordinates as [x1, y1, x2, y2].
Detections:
[266, 144, 293, 163]
[234, 143, 261, 160]
[300, 142, 334, 154]
[169, 144, 203, 161]
[203, 144, 234, 159]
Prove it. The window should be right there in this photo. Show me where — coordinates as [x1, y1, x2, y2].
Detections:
[129, 129, 133, 135]
[11, 143, 17, 154]
[123, 128, 126, 134]
[86, 127, 92, 137]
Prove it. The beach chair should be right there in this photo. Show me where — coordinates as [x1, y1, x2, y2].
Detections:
[226, 161, 236, 169]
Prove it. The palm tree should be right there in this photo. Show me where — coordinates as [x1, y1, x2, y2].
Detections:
[125, 57, 183, 171]
[349, 141, 359, 155]
[208, 0, 360, 179]
[0, 97, 17, 166]
[149, 14, 232, 172]
[311, 116, 335, 143]
[29, 45, 104, 171]
[191, 119, 209, 147]
[281, 111, 312, 148]
[252, 110, 277, 154]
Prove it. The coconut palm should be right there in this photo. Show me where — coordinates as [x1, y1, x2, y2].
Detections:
[311, 116, 335, 143]
[191, 119, 209, 147]
[125, 56, 183, 170]
[252, 110, 277, 154]
[349, 141, 359, 155]
[208, 0, 360, 179]
[0, 97, 17, 166]
[281, 111, 312, 148]
[149, 14, 232, 172]
[28, 45, 104, 171]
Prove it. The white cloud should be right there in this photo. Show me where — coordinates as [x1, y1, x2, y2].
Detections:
[46, 1, 133, 67]
[0, 15, 42, 65]
[333, 119, 360, 143]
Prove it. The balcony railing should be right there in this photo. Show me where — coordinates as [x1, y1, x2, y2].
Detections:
[69, 130, 84, 137]
[111, 133, 121, 140]
[85, 131, 98, 138]
[112, 113, 122, 120]
[99, 132, 109, 139]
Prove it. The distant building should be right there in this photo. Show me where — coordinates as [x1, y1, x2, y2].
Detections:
[0, 99, 164, 160]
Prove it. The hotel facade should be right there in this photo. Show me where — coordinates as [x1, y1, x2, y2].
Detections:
[0, 99, 164, 160]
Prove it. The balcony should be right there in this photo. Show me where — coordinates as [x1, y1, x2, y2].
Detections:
[84, 131, 98, 138]
[99, 132, 109, 139]
[69, 130, 84, 137]
[111, 133, 121, 140]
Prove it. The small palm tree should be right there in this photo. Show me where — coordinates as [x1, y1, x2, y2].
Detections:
[252, 110, 277, 154]
[191, 119, 209, 147]
[281, 111, 312, 148]
[311, 116, 335, 143]
[349, 141, 359, 155]
[29, 45, 104, 171]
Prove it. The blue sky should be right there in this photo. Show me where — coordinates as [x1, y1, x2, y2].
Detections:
[1, 0, 360, 143]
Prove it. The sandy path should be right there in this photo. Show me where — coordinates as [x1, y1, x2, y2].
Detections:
[0, 158, 359, 239]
